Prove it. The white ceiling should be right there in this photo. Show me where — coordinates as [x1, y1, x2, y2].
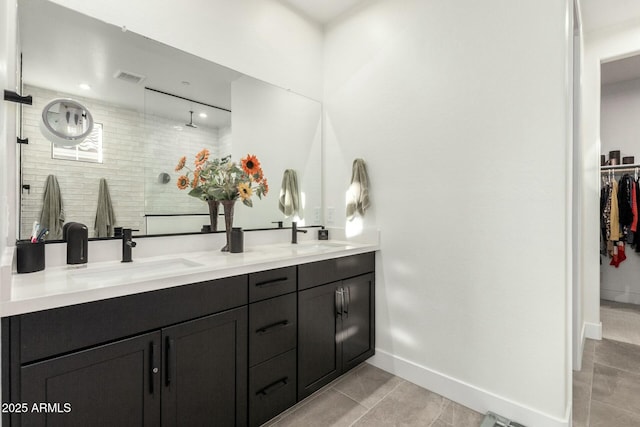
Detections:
[580, 0, 640, 85]
[19, 0, 238, 128]
[278, 0, 368, 24]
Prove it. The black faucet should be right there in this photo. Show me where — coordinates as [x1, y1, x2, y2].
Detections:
[292, 221, 307, 244]
[121, 228, 137, 262]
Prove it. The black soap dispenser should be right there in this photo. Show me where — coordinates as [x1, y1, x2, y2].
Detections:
[63, 222, 88, 265]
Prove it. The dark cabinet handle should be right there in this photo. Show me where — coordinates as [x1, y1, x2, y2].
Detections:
[256, 377, 289, 396]
[165, 337, 175, 387]
[255, 277, 288, 288]
[335, 288, 343, 317]
[344, 286, 350, 318]
[150, 342, 157, 394]
[256, 320, 289, 334]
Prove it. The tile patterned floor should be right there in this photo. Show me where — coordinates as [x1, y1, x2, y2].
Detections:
[264, 300, 640, 427]
[572, 301, 640, 427]
[263, 363, 484, 426]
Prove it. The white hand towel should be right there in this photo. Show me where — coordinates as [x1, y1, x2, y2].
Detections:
[39, 174, 65, 239]
[346, 159, 370, 221]
[279, 169, 300, 217]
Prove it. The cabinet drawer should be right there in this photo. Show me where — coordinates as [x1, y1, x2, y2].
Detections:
[19, 275, 248, 364]
[249, 266, 296, 302]
[249, 349, 296, 427]
[298, 252, 375, 290]
[249, 293, 296, 366]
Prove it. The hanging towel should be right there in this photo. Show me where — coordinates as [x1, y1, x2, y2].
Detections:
[39, 175, 65, 240]
[346, 158, 370, 221]
[95, 178, 116, 237]
[278, 169, 300, 217]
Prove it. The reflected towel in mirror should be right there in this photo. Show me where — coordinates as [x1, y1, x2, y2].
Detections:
[278, 169, 300, 217]
[39, 174, 65, 239]
[346, 158, 370, 221]
[95, 178, 116, 237]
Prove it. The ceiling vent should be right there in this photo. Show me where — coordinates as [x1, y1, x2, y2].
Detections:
[113, 70, 146, 85]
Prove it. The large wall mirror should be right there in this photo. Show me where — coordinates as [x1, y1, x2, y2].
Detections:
[17, 0, 322, 240]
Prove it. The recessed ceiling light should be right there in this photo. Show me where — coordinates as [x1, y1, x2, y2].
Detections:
[181, 81, 190, 86]
[199, 112, 207, 118]
[79, 83, 91, 90]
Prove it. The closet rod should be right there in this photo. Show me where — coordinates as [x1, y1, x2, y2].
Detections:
[600, 167, 640, 174]
[601, 163, 640, 171]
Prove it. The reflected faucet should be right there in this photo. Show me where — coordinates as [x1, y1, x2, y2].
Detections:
[292, 222, 307, 244]
[121, 228, 137, 262]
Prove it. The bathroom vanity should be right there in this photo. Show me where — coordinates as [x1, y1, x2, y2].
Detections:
[1, 243, 376, 427]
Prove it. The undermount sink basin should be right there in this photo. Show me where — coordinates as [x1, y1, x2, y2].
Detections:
[68, 258, 203, 286]
[292, 241, 353, 254]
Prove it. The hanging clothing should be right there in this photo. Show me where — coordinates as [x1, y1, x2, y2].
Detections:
[632, 181, 638, 233]
[610, 180, 620, 242]
[618, 174, 634, 228]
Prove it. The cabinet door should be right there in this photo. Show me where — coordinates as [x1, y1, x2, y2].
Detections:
[161, 306, 247, 427]
[20, 331, 161, 427]
[297, 282, 342, 400]
[341, 273, 375, 372]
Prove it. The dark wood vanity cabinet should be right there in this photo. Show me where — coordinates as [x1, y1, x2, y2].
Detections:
[3, 275, 248, 427]
[247, 267, 297, 427]
[297, 253, 375, 400]
[2, 252, 375, 427]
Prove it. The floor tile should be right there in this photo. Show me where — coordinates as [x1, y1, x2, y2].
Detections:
[594, 338, 640, 375]
[589, 400, 640, 427]
[351, 381, 446, 426]
[332, 363, 404, 409]
[447, 401, 483, 426]
[592, 363, 640, 415]
[572, 379, 591, 427]
[601, 300, 640, 346]
[271, 389, 367, 427]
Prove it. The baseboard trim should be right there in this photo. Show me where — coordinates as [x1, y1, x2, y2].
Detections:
[584, 321, 602, 340]
[601, 288, 640, 305]
[368, 349, 569, 427]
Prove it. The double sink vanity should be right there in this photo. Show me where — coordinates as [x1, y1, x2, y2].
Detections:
[1, 232, 378, 426]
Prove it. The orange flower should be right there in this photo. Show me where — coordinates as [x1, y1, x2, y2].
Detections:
[262, 178, 269, 195]
[175, 156, 186, 172]
[241, 154, 261, 176]
[191, 170, 200, 189]
[176, 175, 190, 189]
[195, 148, 210, 166]
[237, 182, 253, 200]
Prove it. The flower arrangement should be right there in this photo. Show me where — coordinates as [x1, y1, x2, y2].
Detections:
[175, 149, 268, 207]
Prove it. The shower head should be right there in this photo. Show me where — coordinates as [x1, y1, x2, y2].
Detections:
[185, 110, 197, 128]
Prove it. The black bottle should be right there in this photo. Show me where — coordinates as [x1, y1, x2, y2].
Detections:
[230, 227, 244, 253]
[63, 222, 88, 265]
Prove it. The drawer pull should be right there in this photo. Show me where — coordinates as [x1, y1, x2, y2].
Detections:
[257, 376, 289, 396]
[255, 277, 288, 288]
[256, 320, 289, 334]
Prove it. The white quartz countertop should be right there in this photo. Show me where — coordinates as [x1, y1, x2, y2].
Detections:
[2, 240, 378, 317]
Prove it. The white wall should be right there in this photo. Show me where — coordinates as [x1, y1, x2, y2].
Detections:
[231, 75, 322, 229]
[48, 0, 324, 100]
[601, 78, 640, 159]
[324, 1, 572, 425]
[582, 20, 640, 340]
